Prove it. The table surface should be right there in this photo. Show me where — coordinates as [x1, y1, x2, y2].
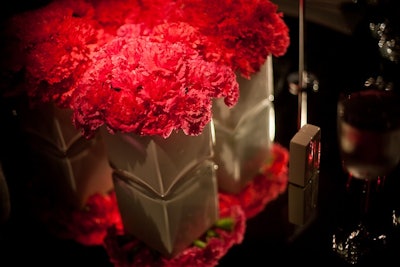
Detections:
[2, 5, 400, 267]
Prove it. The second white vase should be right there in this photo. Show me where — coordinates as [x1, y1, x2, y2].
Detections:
[212, 56, 275, 194]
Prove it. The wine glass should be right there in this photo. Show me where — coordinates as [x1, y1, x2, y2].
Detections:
[332, 80, 400, 264]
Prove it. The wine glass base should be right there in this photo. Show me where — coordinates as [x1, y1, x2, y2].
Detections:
[332, 223, 387, 265]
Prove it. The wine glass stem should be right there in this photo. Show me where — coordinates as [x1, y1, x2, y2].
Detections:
[346, 175, 386, 223]
[362, 178, 371, 216]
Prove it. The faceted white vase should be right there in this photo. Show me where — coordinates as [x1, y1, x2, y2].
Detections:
[212, 56, 275, 194]
[18, 102, 114, 209]
[101, 122, 219, 258]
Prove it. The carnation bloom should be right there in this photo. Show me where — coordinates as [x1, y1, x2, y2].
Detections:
[71, 23, 239, 138]
[127, 0, 290, 78]
[1, 0, 99, 106]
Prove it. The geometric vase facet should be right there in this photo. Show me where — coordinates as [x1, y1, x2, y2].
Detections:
[18, 102, 114, 209]
[212, 56, 275, 194]
[101, 122, 219, 258]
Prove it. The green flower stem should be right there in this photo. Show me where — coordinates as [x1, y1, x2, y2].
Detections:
[214, 217, 234, 231]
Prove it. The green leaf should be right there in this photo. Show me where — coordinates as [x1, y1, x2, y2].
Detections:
[193, 239, 207, 248]
[206, 229, 218, 238]
[214, 217, 234, 231]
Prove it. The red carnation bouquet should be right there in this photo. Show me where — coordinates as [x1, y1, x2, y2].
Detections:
[0, 1, 290, 264]
[71, 22, 239, 138]
[1, 0, 289, 138]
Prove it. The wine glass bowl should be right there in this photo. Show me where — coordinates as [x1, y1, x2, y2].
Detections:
[337, 88, 400, 180]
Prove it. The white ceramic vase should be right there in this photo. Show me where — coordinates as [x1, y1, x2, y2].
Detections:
[101, 122, 219, 258]
[212, 56, 275, 194]
[18, 102, 114, 209]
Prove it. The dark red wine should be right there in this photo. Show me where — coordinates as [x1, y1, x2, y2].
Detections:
[338, 89, 400, 179]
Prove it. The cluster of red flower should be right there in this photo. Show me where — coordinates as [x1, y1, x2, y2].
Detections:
[2, 0, 289, 139]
